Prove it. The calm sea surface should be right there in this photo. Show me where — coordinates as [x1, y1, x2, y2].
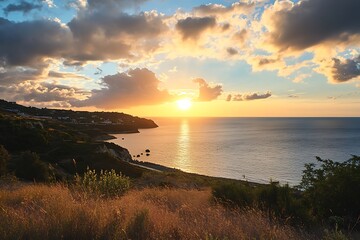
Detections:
[109, 118, 360, 185]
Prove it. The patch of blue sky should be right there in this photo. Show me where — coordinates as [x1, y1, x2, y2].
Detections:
[284, 52, 314, 65]
[0, 0, 76, 23]
[302, 72, 360, 100]
[252, 49, 274, 56]
[139, 0, 239, 15]
[153, 56, 293, 93]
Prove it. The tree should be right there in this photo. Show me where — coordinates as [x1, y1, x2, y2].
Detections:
[299, 156, 360, 228]
[15, 151, 49, 182]
[0, 145, 10, 176]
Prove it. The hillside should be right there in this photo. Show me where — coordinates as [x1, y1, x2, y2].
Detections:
[0, 99, 158, 134]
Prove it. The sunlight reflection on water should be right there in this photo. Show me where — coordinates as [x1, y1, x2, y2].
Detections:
[175, 119, 190, 169]
[109, 117, 360, 185]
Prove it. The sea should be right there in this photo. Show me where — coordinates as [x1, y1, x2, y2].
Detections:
[109, 117, 360, 185]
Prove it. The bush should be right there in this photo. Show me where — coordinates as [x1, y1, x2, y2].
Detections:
[212, 182, 312, 225]
[15, 151, 50, 182]
[299, 156, 360, 228]
[75, 168, 130, 198]
[0, 145, 10, 176]
[212, 182, 254, 207]
[256, 183, 311, 224]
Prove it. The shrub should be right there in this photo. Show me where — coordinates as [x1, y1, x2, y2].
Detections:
[255, 183, 311, 224]
[0, 145, 10, 176]
[299, 156, 360, 228]
[15, 151, 49, 182]
[212, 182, 312, 225]
[212, 182, 254, 207]
[75, 168, 130, 198]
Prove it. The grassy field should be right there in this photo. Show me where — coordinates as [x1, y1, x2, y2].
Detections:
[0, 183, 309, 240]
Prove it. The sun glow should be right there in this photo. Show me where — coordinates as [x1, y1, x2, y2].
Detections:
[176, 98, 192, 110]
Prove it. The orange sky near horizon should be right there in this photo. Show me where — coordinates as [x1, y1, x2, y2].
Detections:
[116, 99, 360, 118]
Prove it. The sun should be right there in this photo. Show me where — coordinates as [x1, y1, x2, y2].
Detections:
[176, 98, 192, 111]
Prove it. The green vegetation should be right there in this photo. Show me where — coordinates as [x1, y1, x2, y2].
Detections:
[212, 155, 360, 238]
[75, 168, 130, 198]
[299, 156, 360, 229]
[212, 182, 311, 225]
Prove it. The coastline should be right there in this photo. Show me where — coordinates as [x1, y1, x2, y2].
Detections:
[103, 134, 265, 187]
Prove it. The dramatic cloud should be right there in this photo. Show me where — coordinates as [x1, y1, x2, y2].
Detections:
[176, 17, 216, 40]
[0, 10, 166, 66]
[231, 91, 272, 101]
[0, 81, 86, 104]
[0, 18, 72, 66]
[193, 78, 222, 101]
[73, 68, 173, 109]
[0, 65, 47, 85]
[266, 0, 360, 51]
[3, 1, 42, 15]
[332, 55, 360, 82]
[67, 11, 166, 62]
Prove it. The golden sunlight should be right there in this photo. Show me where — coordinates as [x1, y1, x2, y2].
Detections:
[176, 98, 192, 111]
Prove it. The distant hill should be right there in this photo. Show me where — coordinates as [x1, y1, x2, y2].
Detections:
[0, 99, 160, 180]
[0, 99, 158, 130]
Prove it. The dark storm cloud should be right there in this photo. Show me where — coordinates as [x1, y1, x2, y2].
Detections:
[72, 68, 173, 109]
[67, 11, 166, 61]
[0, 67, 44, 85]
[332, 55, 360, 82]
[176, 17, 216, 40]
[68, 11, 165, 40]
[0, 18, 72, 66]
[3, 1, 42, 15]
[232, 91, 272, 101]
[193, 78, 222, 101]
[0, 9, 166, 67]
[269, 0, 360, 51]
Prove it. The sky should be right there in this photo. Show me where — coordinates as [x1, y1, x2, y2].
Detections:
[0, 0, 360, 117]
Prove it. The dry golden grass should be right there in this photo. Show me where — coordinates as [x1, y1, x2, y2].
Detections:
[0, 184, 309, 240]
